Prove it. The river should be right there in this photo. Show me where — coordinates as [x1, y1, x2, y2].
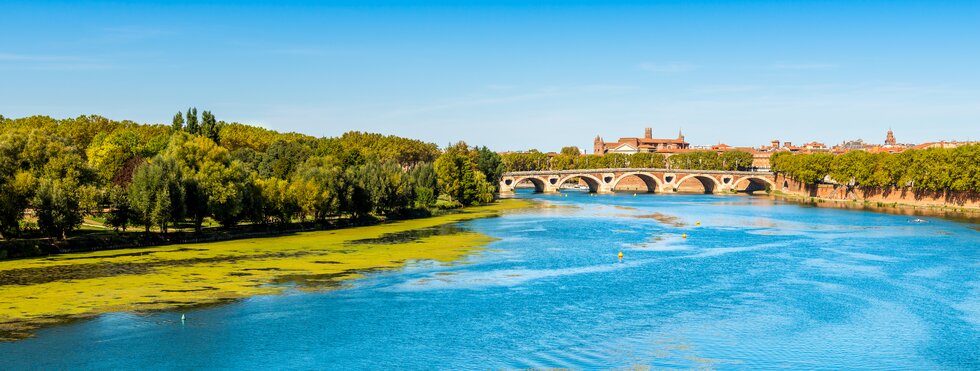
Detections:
[2, 191, 978, 369]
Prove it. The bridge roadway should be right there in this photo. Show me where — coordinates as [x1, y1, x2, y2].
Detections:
[499, 168, 777, 194]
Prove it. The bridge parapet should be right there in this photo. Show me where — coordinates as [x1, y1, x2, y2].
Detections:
[499, 168, 775, 195]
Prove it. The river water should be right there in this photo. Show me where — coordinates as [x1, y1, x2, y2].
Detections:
[2, 191, 978, 369]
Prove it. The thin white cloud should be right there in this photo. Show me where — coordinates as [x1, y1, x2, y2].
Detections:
[381, 84, 635, 117]
[769, 63, 840, 70]
[638, 62, 699, 73]
[0, 53, 113, 70]
[686, 84, 762, 94]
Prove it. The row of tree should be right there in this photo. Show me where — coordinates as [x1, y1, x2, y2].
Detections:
[0, 114, 501, 240]
[770, 145, 980, 192]
[501, 149, 754, 172]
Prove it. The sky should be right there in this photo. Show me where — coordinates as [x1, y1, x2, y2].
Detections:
[2, 0, 979, 151]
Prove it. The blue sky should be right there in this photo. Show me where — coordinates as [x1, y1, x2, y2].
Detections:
[2, 0, 978, 151]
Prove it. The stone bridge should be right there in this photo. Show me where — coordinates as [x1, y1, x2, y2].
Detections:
[499, 168, 776, 194]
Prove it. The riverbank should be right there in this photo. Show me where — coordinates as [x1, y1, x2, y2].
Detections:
[1, 209, 491, 260]
[769, 190, 980, 223]
[0, 199, 533, 342]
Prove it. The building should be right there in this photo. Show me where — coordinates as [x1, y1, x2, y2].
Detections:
[593, 127, 689, 155]
[830, 129, 915, 154]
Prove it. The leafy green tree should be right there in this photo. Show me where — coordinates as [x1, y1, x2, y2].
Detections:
[104, 186, 133, 231]
[474, 146, 504, 191]
[185, 107, 199, 134]
[183, 178, 209, 232]
[0, 133, 34, 238]
[359, 160, 411, 215]
[719, 150, 754, 171]
[128, 157, 185, 233]
[172, 111, 184, 131]
[259, 140, 312, 179]
[435, 151, 476, 205]
[629, 152, 666, 168]
[31, 145, 93, 239]
[257, 177, 298, 224]
[434, 149, 493, 206]
[409, 163, 438, 208]
[0, 171, 34, 239]
[560, 146, 582, 156]
[200, 110, 219, 143]
[34, 178, 84, 239]
[604, 153, 629, 168]
[339, 167, 373, 218]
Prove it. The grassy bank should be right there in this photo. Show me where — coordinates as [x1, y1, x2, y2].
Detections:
[0, 199, 532, 341]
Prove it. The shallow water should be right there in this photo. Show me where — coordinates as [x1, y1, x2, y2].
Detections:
[2, 191, 978, 369]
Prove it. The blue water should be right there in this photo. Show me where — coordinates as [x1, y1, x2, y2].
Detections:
[3, 192, 979, 370]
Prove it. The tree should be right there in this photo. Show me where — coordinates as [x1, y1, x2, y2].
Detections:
[409, 163, 438, 209]
[32, 146, 92, 239]
[183, 178, 209, 232]
[629, 152, 666, 168]
[259, 139, 312, 179]
[359, 160, 411, 215]
[34, 178, 84, 239]
[0, 171, 34, 239]
[257, 177, 298, 224]
[719, 150, 753, 171]
[200, 110, 219, 143]
[435, 151, 475, 205]
[0, 132, 34, 239]
[104, 186, 133, 231]
[185, 107, 199, 134]
[560, 146, 582, 156]
[434, 150, 493, 207]
[172, 111, 184, 131]
[474, 146, 503, 191]
[128, 157, 185, 233]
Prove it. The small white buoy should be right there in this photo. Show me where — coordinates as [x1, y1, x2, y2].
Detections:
[181, 314, 186, 323]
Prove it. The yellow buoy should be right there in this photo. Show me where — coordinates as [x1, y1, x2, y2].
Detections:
[633, 193, 637, 196]
[696, 221, 701, 226]
[618, 251, 624, 259]
[682, 233, 687, 239]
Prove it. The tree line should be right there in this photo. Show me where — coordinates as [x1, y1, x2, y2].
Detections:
[0, 113, 501, 240]
[770, 145, 980, 192]
[501, 148, 754, 172]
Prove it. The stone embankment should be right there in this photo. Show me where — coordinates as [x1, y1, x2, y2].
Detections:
[774, 174, 980, 212]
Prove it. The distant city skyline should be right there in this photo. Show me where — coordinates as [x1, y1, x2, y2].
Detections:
[2, 0, 978, 151]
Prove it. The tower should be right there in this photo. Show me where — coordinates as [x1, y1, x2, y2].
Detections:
[644, 127, 652, 139]
[677, 128, 684, 142]
[594, 135, 604, 155]
[885, 129, 896, 145]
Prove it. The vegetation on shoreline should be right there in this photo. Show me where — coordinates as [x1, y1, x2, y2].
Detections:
[770, 145, 980, 191]
[0, 113, 504, 245]
[0, 199, 532, 341]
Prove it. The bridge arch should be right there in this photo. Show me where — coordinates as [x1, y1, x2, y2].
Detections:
[610, 172, 663, 193]
[556, 174, 603, 193]
[732, 176, 775, 194]
[674, 174, 721, 194]
[511, 176, 547, 193]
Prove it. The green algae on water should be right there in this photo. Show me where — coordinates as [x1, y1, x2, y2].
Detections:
[0, 199, 533, 341]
